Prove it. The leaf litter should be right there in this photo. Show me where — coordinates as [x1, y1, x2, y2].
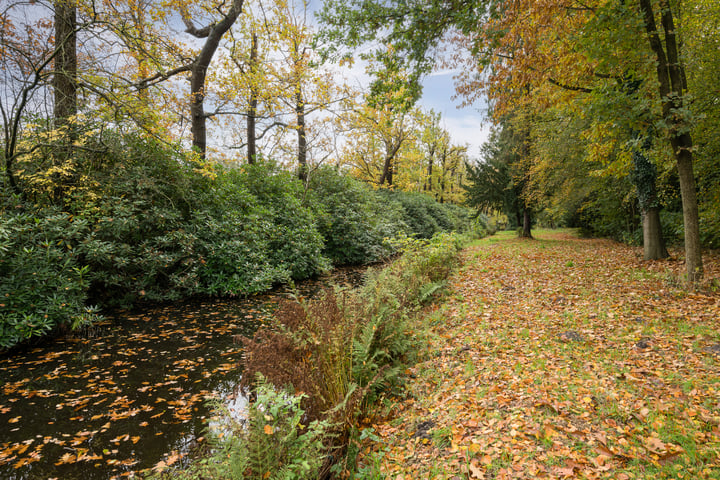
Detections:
[0, 266, 365, 479]
[357, 230, 720, 479]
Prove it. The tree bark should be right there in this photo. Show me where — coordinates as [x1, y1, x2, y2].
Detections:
[291, 38, 308, 182]
[53, 0, 77, 127]
[379, 137, 402, 186]
[296, 84, 307, 182]
[53, 0, 77, 204]
[379, 153, 393, 186]
[630, 135, 668, 260]
[521, 208, 532, 238]
[183, 0, 243, 159]
[439, 147, 446, 203]
[675, 144, 702, 279]
[642, 207, 668, 260]
[247, 32, 258, 165]
[425, 146, 434, 192]
[637, 0, 703, 281]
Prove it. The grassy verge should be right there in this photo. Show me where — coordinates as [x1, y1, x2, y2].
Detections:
[352, 229, 720, 479]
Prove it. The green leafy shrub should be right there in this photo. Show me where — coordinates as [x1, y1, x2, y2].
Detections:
[76, 143, 329, 303]
[376, 190, 477, 240]
[0, 205, 99, 349]
[574, 177, 642, 244]
[240, 162, 330, 279]
[381, 191, 446, 238]
[308, 167, 404, 265]
[167, 378, 331, 480]
[191, 167, 290, 295]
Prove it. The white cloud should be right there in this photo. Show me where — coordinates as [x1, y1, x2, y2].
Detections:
[418, 74, 490, 156]
[439, 114, 491, 158]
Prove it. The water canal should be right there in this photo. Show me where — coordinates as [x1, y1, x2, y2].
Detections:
[0, 268, 364, 479]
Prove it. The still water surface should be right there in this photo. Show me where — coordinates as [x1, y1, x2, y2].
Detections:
[0, 268, 363, 479]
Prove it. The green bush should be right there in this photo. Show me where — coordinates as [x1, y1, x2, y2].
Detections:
[574, 177, 642, 244]
[377, 190, 477, 240]
[193, 212, 288, 296]
[240, 162, 330, 280]
[381, 191, 445, 238]
[0, 204, 99, 349]
[165, 378, 331, 480]
[76, 145, 329, 303]
[2, 129, 477, 346]
[308, 167, 404, 265]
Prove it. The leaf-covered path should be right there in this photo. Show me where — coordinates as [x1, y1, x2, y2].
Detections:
[360, 230, 720, 479]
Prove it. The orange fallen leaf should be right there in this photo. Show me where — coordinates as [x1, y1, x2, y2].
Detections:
[152, 459, 167, 473]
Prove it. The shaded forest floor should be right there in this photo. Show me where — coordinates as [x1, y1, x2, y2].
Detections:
[357, 230, 720, 479]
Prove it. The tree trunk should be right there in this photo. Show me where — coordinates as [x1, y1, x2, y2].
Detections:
[296, 85, 307, 182]
[129, 0, 149, 103]
[425, 146, 434, 192]
[247, 32, 258, 165]
[184, 0, 243, 159]
[638, 0, 703, 281]
[379, 139, 402, 186]
[54, 0, 77, 126]
[642, 207, 669, 260]
[630, 135, 668, 260]
[675, 143, 702, 280]
[521, 208, 532, 238]
[439, 148, 446, 203]
[53, 0, 77, 204]
[380, 155, 393, 186]
[189, 71, 207, 157]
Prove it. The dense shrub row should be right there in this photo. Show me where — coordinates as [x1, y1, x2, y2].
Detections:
[0, 134, 483, 350]
[163, 232, 464, 480]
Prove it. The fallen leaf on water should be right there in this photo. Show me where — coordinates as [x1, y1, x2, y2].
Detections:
[152, 459, 166, 473]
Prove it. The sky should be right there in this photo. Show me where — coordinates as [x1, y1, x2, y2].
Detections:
[333, 55, 491, 159]
[307, 0, 491, 159]
[419, 72, 491, 159]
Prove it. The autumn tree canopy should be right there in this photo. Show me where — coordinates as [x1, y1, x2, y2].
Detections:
[320, 0, 718, 282]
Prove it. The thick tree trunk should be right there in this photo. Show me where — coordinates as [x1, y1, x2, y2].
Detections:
[247, 32, 258, 165]
[675, 143, 703, 280]
[189, 73, 207, 157]
[184, 0, 243, 159]
[53, 1, 77, 126]
[521, 208, 532, 238]
[379, 155, 393, 186]
[630, 135, 668, 260]
[638, 0, 703, 281]
[642, 207, 669, 260]
[379, 139, 402, 186]
[53, 0, 77, 204]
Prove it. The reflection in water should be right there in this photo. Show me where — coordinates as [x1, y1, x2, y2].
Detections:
[0, 267, 365, 479]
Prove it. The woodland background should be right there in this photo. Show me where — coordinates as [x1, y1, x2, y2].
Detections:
[2, 0, 720, 349]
